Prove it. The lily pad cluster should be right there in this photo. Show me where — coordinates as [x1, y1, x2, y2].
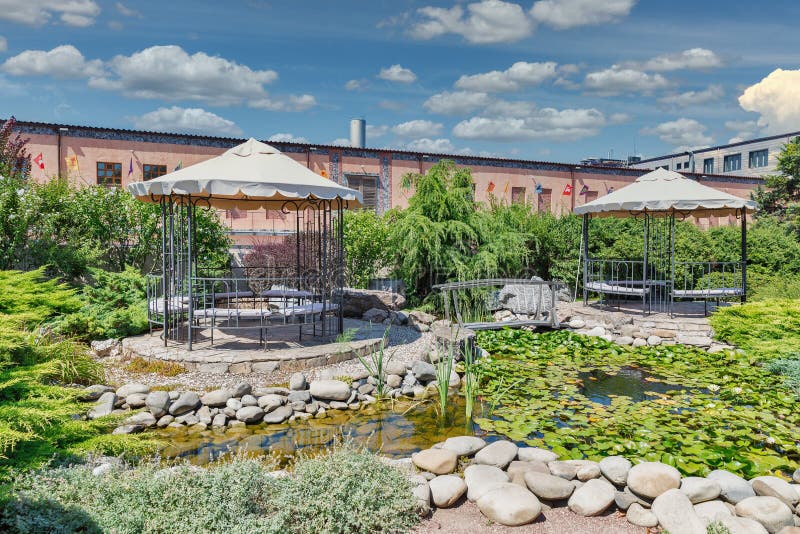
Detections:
[474, 329, 800, 479]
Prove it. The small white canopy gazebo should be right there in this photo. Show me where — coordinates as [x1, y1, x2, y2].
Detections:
[574, 168, 757, 314]
[129, 138, 363, 349]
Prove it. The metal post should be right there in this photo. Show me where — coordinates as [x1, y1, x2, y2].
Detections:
[669, 211, 675, 317]
[582, 214, 589, 305]
[741, 209, 747, 304]
[187, 199, 194, 350]
[642, 212, 649, 314]
[337, 201, 344, 334]
[161, 201, 168, 346]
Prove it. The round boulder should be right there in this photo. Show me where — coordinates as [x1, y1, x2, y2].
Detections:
[168, 391, 200, 416]
[262, 405, 292, 424]
[116, 383, 150, 398]
[200, 388, 233, 408]
[517, 447, 558, 464]
[309, 380, 351, 401]
[708, 469, 757, 504]
[626, 502, 658, 528]
[599, 455, 632, 486]
[429, 474, 466, 508]
[752, 476, 799, 508]
[524, 471, 575, 500]
[464, 464, 508, 501]
[412, 448, 458, 475]
[474, 440, 518, 470]
[567, 478, 615, 516]
[680, 476, 722, 504]
[735, 496, 794, 533]
[476, 483, 542, 527]
[441, 436, 486, 457]
[235, 406, 264, 424]
[627, 461, 681, 499]
[651, 489, 707, 534]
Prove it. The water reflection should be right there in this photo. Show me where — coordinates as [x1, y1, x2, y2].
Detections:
[578, 366, 687, 405]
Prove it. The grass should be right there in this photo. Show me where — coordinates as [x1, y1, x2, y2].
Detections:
[123, 356, 186, 377]
[710, 299, 800, 358]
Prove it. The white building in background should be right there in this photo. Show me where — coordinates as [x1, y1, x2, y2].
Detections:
[632, 130, 800, 177]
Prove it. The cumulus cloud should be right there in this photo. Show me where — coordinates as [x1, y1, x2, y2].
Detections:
[455, 61, 558, 92]
[0, 0, 100, 26]
[131, 106, 243, 136]
[409, 0, 534, 44]
[453, 105, 608, 142]
[404, 137, 458, 153]
[641, 118, 712, 150]
[725, 120, 758, 143]
[658, 85, 724, 107]
[627, 48, 723, 72]
[530, 0, 636, 29]
[116, 2, 141, 17]
[392, 120, 444, 138]
[330, 138, 350, 147]
[738, 68, 800, 135]
[249, 94, 316, 112]
[2, 45, 104, 79]
[366, 124, 390, 138]
[345, 78, 369, 91]
[423, 91, 491, 115]
[609, 112, 632, 124]
[377, 64, 417, 83]
[584, 66, 670, 96]
[268, 133, 309, 144]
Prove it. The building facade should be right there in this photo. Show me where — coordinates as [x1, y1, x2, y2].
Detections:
[632, 131, 800, 178]
[10, 120, 762, 237]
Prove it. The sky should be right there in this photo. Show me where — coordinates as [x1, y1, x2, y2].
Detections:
[0, 0, 799, 163]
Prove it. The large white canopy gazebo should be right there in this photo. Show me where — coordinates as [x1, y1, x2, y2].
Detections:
[574, 168, 757, 314]
[129, 138, 363, 349]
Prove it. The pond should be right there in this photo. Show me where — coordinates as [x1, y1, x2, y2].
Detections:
[578, 366, 690, 405]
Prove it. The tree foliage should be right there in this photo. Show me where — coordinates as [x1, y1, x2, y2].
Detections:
[341, 209, 391, 288]
[753, 136, 800, 217]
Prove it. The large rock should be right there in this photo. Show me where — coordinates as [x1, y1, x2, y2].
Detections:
[441, 436, 486, 457]
[476, 483, 542, 527]
[340, 289, 406, 317]
[715, 515, 769, 534]
[407, 310, 436, 326]
[309, 380, 351, 401]
[507, 461, 549, 479]
[262, 405, 292, 424]
[90, 339, 119, 357]
[496, 282, 553, 315]
[626, 502, 658, 527]
[412, 449, 457, 475]
[517, 447, 558, 464]
[144, 390, 171, 417]
[169, 392, 200, 416]
[428, 475, 466, 508]
[626, 461, 681, 499]
[708, 469, 757, 504]
[599, 456, 632, 486]
[235, 406, 264, 424]
[474, 440, 518, 470]
[124, 411, 156, 427]
[752, 476, 799, 508]
[548, 461, 578, 480]
[125, 393, 147, 408]
[464, 465, 509, 501]
[258, 394, 285, 412]
[289, 373, 308, 391]
[116, 383, 150, 398]
[681, 476, 722, 503]
[693, 500, 733, 522]
[524, 471, 575, 500]
[362, 307, 390, 323]
[88, 391, 117, 419]
[80, 384, 113, 401]
[411, 361, 436, 383]
[231, 383, 252, 398]
[735, 496, 795, 533]
[112, 424, 144, 435]
[567, 478, 615, 516]
[200, 388, 233, 408]
[651, 488, 707, 534]
[287, 390, 311, 403]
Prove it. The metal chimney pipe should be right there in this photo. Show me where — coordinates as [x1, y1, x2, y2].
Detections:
[350, 118, 366, 148]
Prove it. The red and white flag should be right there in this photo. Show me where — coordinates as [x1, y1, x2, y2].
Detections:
[562, 184, 573, 196]
[33, 153, 45, 170]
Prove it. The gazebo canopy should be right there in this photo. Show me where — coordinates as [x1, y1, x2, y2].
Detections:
[128, 138, 362, 210]
[574, 168, 757, 218]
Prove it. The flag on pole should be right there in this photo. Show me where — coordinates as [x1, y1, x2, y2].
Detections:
[579, 185, 589, 195]
[33, 153, 44, 170]
[562, 184, 573, 196]
[174, 160, 183, 171]
[128, 158, 133, 177]
[65, 155, 79, 173]
[487, 181, 495, 192]
[534, 183, 543, 194]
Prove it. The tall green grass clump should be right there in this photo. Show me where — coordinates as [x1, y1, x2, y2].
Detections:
[434, 338, 456, 416]
[357, 326, 393, 398]
[710, 299, 800, 358]
[462, 342, 482, 420]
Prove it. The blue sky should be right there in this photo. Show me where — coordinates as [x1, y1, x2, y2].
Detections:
[0, 0, 799, 162]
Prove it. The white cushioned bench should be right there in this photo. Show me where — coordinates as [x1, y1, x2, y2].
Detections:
[672, 287, 743, 298]
[585, 281, 648, 297]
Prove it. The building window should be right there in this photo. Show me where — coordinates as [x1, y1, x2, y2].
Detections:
[96, 161, 122, 186]
[537, 188, 552, 213]
[703, 158, 714, 173]
[723, 154, 742, 173]
[657, 165, 669, 170]
[676, 162, 682, 170]
[511, 186, 526, 204]
[748, 149, 768, 168]
[345, 174, 378, 212]
[143, 164, 167, 181]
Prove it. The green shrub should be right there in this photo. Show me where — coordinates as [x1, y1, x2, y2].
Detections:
[342, 209, 391, 288]
[710, 299, 800, 357]
[766, 353, 800, 393]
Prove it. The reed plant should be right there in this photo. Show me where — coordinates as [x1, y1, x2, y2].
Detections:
[462, 342, 482, 420]
[433, 335, 456, 416]
[356, 325, 392, 398]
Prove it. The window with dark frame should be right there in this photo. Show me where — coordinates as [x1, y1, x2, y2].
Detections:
[748, 149, 768, 168]
[538, 188, 552, 213]
[143, 164, 167, 181]
[703, 158, 714, 173]
[511, 186, 526, 204]
[345, 174, 379, 212]
[723, 153, 742, 173]
[96, 161, 122, 186]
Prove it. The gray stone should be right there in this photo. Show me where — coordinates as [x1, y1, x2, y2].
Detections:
[735, 496, 795, 533]
[386, 374, 403, 388]
[386, 361, 407, 376]
[116, 383, 150, 398]
[476, 483, 542, 526]
[309, 380, 351, 401]
[156, 415, 174, 428]
[474, 440, 518, 470]
[112, 424, 144, 435]
[681, 476, 722, 503]
[196, 405, 212, 425]
[305, 401, 319, 414]
[226, 398, 242, 411]
[441, 436, 486, 457]
[123, 392, 145, 408]
[448, 369, 460, 387]
[169, 392, 200, 416]
[632, 337, 647, 347]
[289, 372, 308, 391]
[627, 461, 681, 499]
[586, 326, 606, 337]
[290, 400, 307, 411]
[411, 361, 436, 382]
[211, 413, 227, 428]
[240, 394, 258, 407]
[497, 283, 553, 316]
[626, 502, 658, 527]
[287, 390, 311, 403]
[524, 471, 575, 500]
[411, 479, 431, 516]
[599, 455, 632, 486]
[694, 500, 732, 522]
[793, 469, 800, 484]
[358, 383, 375, 395]
[646, 335, 662, 346]
[231, 382, 252, 397]
[408, 310, 436, 326]
[80, 384, 113, 401]
[329, 401, 348, 410]
[752, 476, 799, 508]
[262, 405, 292, 424]
[548, 461, 578, 480]
[200, 388, 233, 407]
[507, 460, 550, 478]
[90, 338, 119, 357]
[92, 463, 115, 476]
[429, 474, 466, 508]
[88, 391, 117, 419]
[517, 447, 558, 464]
[413, 448, 457, 475]
[124, 411, 156, 427]
[568, 318, 586, 329]
[567, 478, 615, 516]
[253, 387, 289, 396]
[464, 464, 509, 501]
[258, 394, 285, 411]
[715, 515, 769, 534]
[708, 469, 757, 504]
[168, 390, 180, 400]
[615, 490, 646, 511]
[577, 463, 601, 481]
[363, 307, 390, 323]
[615, 336, 634, 346]
[651, 488, 706, 534]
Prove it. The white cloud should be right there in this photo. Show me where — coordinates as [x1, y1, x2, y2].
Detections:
[658, 85, 724, 107]
[609, 112, 631, 124]
[453, 106, 608, 141]
[629, 48, 723, 72]
[404, 138, 457, 153]
[90, 45, 278, 106]
[378, 64, 417, 83]
[116, 2, 141, 17]
[2, 45, 103, 79]
[345, 78, 369, 91]
[641, 118, 712, 150]
[584, 66, 670, 96]
[249, 94, 316, 112]
[366, 124, 389, 138]
[530, 0, 635, 29]
[423, 91, 491, 115]
[131, 106, 243, 136]
[0, 0, 100, 26]
[455, 61, 557, 92]
[738, 68, 800, 135]
[725, 120, 758, 143]
[330, 138, 350, 146]
[392, 120, 443, 138]
[268, 133, 308, 144]
[410, 1, 534, 44]
[0, 36, 6, 53]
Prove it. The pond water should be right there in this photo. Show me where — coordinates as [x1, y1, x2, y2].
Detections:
[578, 366, 689, 405]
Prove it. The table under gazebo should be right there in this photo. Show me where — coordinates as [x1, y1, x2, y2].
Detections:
[574, 168, 757, 315]
[128, 138, 362, 350]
